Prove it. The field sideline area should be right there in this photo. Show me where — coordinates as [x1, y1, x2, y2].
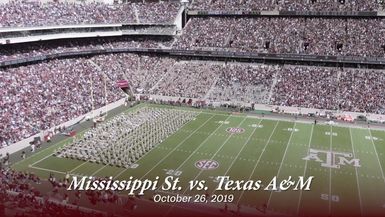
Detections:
[11, 103, 385, 217]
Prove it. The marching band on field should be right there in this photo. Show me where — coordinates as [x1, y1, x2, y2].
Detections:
[55, 108, 196, 168]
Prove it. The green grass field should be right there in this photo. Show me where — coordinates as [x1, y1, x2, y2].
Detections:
[11, 104, 385, 217]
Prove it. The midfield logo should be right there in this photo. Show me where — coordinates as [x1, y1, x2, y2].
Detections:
[303, 149, 361, 169]
[195, 159, 219, 170]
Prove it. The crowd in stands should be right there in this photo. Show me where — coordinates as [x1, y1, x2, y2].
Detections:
[0, 52, 179, 148]
[148, 61, 278, 102]
[3, 17, 384, 62]
[0, 166, 113, 216]
[1, 53, 385, 146]
[93, 55, 385, 116]
[208, 64, 278, 104]
[269, 66, 385, 115]
[191, 0, 383, 11]
[2, 17, 385, 60]
[270, 66, 340, 110]
[0, 57, 124, 148]
[0, 0, 179, 28]
[0, 36, 174, 62]
[136, 1, 180, 23]
[338, 69, 385, 114]
[151, 61, 219, 98]
[175, 17, 385, 57]
[88, 54, 176, 94]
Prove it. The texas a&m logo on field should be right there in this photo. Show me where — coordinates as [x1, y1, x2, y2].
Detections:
[303, 149, 361, 169]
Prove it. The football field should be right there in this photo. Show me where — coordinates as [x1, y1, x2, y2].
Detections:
[11, 104, 385, 217]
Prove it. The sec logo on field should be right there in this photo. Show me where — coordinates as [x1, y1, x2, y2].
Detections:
[226, 127, 245, 134]
[195, 159, 219, 170]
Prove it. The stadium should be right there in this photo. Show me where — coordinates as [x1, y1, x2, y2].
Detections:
[1, 0, 385, 217]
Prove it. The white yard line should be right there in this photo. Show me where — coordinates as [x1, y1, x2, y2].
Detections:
[31, 165, 97, 178]
[30, 152, 55, 167]
[114, 166, 129, 179]
[69, 161, 88, 173]
[165, 106, 249, 119]
[30, 165, 66, 175]
[328, 126, 333, 216]
[12, 137, 75, 168]
[267, 122, 297, 208]
[163, 117, 248, 217]
[235, 121, 280, 205]
[91, 165, 108, 177]
[296, 124, 314, 215]
[349, 128, 363, 217]
[209, 118, 263, 195]
[368, 129, 385, 184]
